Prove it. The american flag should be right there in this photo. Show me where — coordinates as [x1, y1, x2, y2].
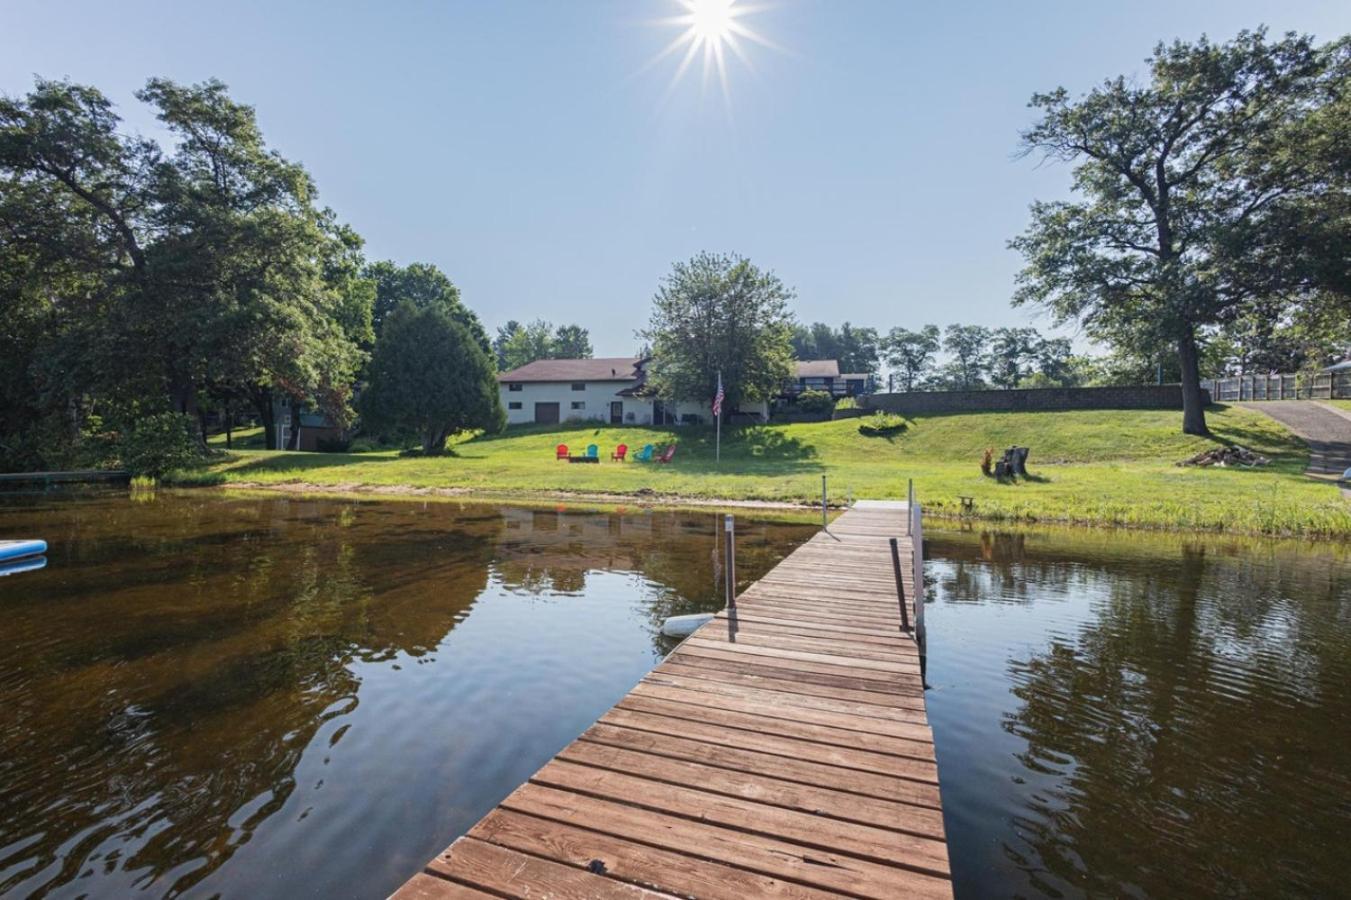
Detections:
[712, 372, 724, 419]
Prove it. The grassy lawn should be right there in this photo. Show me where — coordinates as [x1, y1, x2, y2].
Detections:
[176, 405, 1351, 537]
[1325, 400, 1351, 413]
[205, 425, 267, 450]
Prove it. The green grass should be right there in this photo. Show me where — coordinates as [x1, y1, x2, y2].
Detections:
[205, 425, 266, 450]
[176, 405, 1351, 537]
[1325, 399, 1351, 413]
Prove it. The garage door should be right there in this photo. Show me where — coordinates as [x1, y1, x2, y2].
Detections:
[534, 402, 560, 424]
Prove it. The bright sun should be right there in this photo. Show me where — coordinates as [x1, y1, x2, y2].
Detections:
[688, 0, 735, 41]
[648, 0, 777, 105]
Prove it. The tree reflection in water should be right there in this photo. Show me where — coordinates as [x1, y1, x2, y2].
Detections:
[925, 528, 1351, 898]
[0, 493, 814, 899]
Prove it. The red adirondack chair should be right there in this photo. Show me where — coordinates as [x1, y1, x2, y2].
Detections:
[657, 445, 677, 464]
[555, 444, 568, 461]
[611, 443, 628, 462]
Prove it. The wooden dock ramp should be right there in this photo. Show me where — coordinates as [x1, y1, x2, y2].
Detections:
[392, 501, 949, 899]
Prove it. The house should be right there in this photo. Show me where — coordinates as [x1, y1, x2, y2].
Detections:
[270, 395, 345, 451]
[784, 360, 876, 398]
[497, 357, 768, 426]
[497, 356, 878, 426]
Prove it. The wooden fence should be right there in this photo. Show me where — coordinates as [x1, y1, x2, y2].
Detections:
[1205, 372, 1351, 402]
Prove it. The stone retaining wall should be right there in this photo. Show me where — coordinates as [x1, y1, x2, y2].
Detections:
[862, 385, 1200, 415]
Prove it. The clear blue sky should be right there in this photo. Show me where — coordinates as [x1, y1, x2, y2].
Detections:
[5, 0, 1348, 355]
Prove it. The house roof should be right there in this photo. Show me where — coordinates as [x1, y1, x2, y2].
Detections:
[498, 357, 643, 383]
[1324, 359, 1351, 372]
[795, 360, 840, 378]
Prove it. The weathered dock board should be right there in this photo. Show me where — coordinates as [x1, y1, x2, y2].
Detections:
[392, 502, 948, 899]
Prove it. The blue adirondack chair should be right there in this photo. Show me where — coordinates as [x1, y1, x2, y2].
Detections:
[634, 444, 655, 462]
[586, 444, 599, 459]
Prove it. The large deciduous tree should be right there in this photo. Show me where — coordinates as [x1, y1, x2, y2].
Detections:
[792, 322, 880, 375]
[1011, 30, 1349, 435]
[365, 260, 487, 352]
[360, 302, 505, 453]
[882, 325, 940, 391]
[642, 252, 795, 412]
[940, 324, 991, 389]
[496, 319, 555, 371]
[551, 323, 593, 359]
[0, 76, 373, 462]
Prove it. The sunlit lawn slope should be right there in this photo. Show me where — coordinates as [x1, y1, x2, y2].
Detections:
[180, 405, 1351, 536]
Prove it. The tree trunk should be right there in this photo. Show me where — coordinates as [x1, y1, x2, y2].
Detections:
[1177, 327, 1210, 436]
[250, 387, 277, 450]
[423, 427, 447, 454]
[288, 403, 302, 451]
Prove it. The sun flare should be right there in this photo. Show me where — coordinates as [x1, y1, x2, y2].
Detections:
[688, 0, 735, 41]
[647, 0, 778, 106]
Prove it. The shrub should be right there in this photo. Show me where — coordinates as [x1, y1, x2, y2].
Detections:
[858, 412, 908, 437]
[346, 436, 386, 453]
[835, 396, 858, 411]
[797, 390, 835, 414]
[121, 412, 201, 478]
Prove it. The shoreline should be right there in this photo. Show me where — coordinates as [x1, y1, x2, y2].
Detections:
[192, 479, 1351, 541]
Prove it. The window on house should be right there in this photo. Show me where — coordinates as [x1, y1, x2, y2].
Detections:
[571, 401, 585, 410]
[571, 383, 586, 391]
[508, 383, 523, 392]
[508, 402, 522, 410]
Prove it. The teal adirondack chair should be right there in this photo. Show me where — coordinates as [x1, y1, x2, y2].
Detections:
[586, 444, 599, 459]
[634, 444, 655, 462]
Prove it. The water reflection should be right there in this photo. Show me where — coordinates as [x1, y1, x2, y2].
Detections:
[0, 493, 814, 899]
[925, 528, 1351, 899]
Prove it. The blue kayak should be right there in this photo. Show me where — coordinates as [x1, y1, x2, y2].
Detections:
[0, 539, 47, 562]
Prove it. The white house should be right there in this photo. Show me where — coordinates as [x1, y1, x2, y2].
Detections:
[498, 357, 769, 426]
[497, 357, 873, 426]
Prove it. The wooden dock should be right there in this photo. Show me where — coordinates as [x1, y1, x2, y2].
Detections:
[392, 501, 948, 899]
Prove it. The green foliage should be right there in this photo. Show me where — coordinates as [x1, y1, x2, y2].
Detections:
[1011, 30, 1350, 435]
[858, 412, 908, 437]
[797, 390, 835, 414]
[939, 325, 991, 389]
[790, 322, 880, 375]
[360, 302, 505, 453]
[834, 396, 858, 410]
[120, 412, 202, 478]
[365, 260, 487, 353]
[642, 252, 795, 409]
[882, 325, 940, 391]
[0, 76, 374, 465]
[491, 319, 593, 371]
[552, 324, 593, 359]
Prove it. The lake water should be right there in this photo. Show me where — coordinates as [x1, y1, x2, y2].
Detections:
[4, 494, 1350, 899]
[924, 527, 1351, 899]
[0, 492, 815, 898]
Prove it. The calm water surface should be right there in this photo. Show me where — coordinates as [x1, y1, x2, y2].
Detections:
[6, 495, 1351, 899]
[924, 527, 1351, 899]
[0, 492, 815, 898]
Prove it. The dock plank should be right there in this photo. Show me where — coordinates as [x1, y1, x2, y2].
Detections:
[390, 504, 949, 899]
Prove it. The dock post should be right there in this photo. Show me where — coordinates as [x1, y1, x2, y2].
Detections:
[821, 475, 828, 530]
[889, 537, 910, 632]
[907, 479, 913, 535]
[724, 514, 736, 609]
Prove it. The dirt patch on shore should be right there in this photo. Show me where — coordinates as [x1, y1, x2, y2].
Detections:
[213, 480, 828, 511]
